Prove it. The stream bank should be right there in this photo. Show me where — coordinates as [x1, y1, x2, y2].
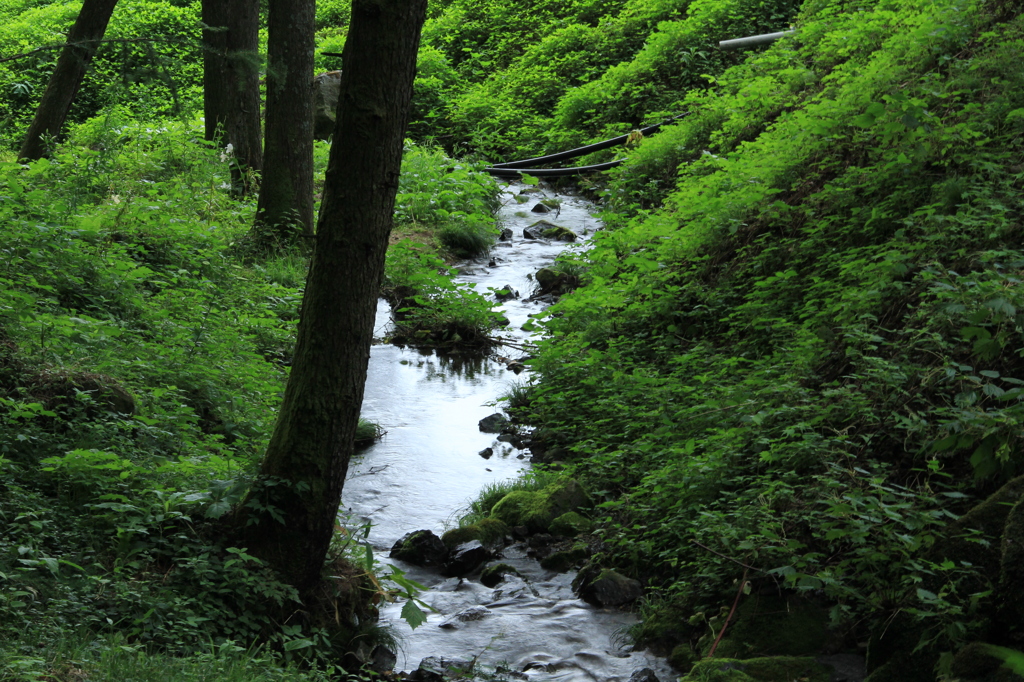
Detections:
[342, 184, 674, 681]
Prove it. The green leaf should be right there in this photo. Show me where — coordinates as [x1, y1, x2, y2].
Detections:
[283, 638, 314, 651]
[520, 174, 539, 186]
[401, 599, 427, 629]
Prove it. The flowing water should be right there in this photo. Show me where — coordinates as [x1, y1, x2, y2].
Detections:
[342, 185, 674, 682]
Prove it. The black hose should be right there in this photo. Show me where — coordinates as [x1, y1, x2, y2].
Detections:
[485, 159, 625, 178]
[487, 112, 688, 172]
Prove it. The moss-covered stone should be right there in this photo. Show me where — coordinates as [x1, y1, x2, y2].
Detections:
[697, 595, 828, 659]
[539, 545, 589, 572]
[669, 644, 697, 673]
[440, 518, 509, 549]
[549, 511, 594, 537]
[951, 642, 1004, 680]
[490, 479, 591, 533]
[480, 562, 521, 588]
[681, 656, 831, 682]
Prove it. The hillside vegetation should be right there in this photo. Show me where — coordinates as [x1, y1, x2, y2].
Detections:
[1, 0, 1024, 680]
[505, 0, 1024, 678]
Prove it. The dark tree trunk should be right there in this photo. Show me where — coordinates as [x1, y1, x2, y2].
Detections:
[254, 0, 316, 239]
[202, 0, 262, 194]
[19, 0, 119, 161]
[234, 0, 428, 595]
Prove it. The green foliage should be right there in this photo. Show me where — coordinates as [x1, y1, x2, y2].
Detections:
[384, 240, 507, 350]
[0, 0, 203, 147]
[511, 0, 1024, 667]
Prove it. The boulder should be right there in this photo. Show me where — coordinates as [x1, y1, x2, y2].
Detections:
[494, 285, 519, 302]
[523, 220, 558, 239]
[499, 227, 514, 241]
[409, 657, 475, 682]
[490, 479, 592, 533]
[479, 413, 509, 433]
[480, 562, 521, 588]
[680, 657, 832, 682]
[631, 669, 662, 682]
[389, 530, 448, 567]
[549, 511, 594, 537]
[478, 447, 494, 459]
[545, 225, 577, 242]
[539, 545, 589, 572]
[531, 202, 552, 213]
[440, 518, 508, 549]
[442, 540, 492, 576]
[438, 605, 490, 629]
[575, 568, 643, 608]
[313, 71, 343, 140]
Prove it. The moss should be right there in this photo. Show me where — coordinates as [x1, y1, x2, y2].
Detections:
[681, 657, 831, 682]
[549, 511, 593, 537]
[480, 562, 521, 588]
[951, 642, 1003, 680]
[539, 545, 589, 572]
[490, 478, 591, 533]
[440, 518, 509, 549]
[698, 595, 828, 659]
[669, 644, 697, 673]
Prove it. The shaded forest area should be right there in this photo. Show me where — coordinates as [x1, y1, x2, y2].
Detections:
[3, 0, 1024, 680]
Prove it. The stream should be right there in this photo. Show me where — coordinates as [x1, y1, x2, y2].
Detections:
[342, 185, 674, 682]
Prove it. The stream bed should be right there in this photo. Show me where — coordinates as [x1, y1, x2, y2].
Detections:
[342, 185, 674, 682]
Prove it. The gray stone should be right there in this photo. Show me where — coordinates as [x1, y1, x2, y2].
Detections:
[389, 530, 448, 567]
[630, 668, 661, 682]
[576, 568, 643, 607]
[443, 540, 492, 576]
[479, 413, 509, 433]
[313, 70, 342, 140]
[531, 202, 552, 213]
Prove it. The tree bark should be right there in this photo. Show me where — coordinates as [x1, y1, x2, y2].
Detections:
[254, 0, 316, 239]
[235, 0, 428, 596]
[19, 0, 119, 161]
[202, 0, 262, 194]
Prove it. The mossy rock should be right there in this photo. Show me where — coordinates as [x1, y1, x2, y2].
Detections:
[440, 518, 509, 549]
[480, 562, 521, 588]
[539, 545, 589, 572]
[862, 653, 935, 682]
[950, 642, 1008, 681]
[698, 595, 828, 659]
[542, 225, 576, 242]
[490, 479, 591, 533]
[549, 511, 594, 537]
[669, 644, 697, 673]
[681, 656, 831, 682]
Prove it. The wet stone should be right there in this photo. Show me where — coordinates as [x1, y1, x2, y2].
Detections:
[531, 202, 552, 213]
[390, 530, 448, 567]
[630, 668, 661, 682]
[478, 447, 493, 459]
[478, 413, 509, 433]
[438, 605, 490, 629]
[443, 540, 491, 576]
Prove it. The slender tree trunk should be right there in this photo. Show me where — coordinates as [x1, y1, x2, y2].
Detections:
[234, 0, 428, 596]
[202, 0, 262, 194]
[19, 0, 119, 161]
[254, 0, 316, 239]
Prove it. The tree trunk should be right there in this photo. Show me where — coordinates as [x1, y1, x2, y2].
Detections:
[202, 0, 262, 194]
[254, 0, 316, 239]
[235, 0, 428, 596]
[19, 0, 119, 161]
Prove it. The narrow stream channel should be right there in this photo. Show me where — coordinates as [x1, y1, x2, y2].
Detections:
[343, 185, 674, 682]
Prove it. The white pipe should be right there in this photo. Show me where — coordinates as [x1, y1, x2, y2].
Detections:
[718, 30, 794, 50]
